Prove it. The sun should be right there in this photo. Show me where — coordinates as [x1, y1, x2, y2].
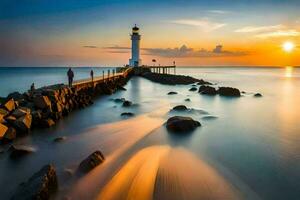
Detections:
[282, 41, 294, 52]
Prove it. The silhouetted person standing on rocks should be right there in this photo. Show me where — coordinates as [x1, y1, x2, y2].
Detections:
[90, 69, 94, 82]
[67, 68, 74, 87]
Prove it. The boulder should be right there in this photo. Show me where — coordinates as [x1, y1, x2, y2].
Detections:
[120, 112, 134, 117]
[122, 100, 132, 107]
[4, 115, 17, 125]
[167, 91, 178, 95]
[0, 123, 8, 139]
[34, 96, 52, 110]
[172, 105, 188, 111]
[0, 108, 9, 116]
[166, 116, 201, 133]
[7, 92, 24, 101]
[197, 79, 212, 85]
[3, 127, 17, 142]
[198, 85, 217, 95]
[11, 164, 58, 200]
[2, 98, 15, 112]
[13, 113, 32, 133]
[11, 107, 31, 118]
[78, 150, 105, 173]
[9, 145, 35, 159]
[189, 87, 198, 91]
[184, 98, 191, 102]
[218, 87, 241, 97]
[254, 93, 262, 97]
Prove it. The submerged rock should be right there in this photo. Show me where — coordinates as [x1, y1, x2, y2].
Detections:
[198, 85, 217, 95]
[254, 93, 263, 97]
[167, 91, 178, 95]
[218, 87, 241, 97]
[120, 112, 134, 117]
[40, 118, 55, 128]
[172, 105, 188, 111]
[166, 116, 201, 133]
[78, 150, 105, 173]
[184, 98, 191, 102]
[114, 98, 125, 103]
[9, 145, 35, 159]
[11, 164, 58, 200]
[122, 100, 132, 107]
[189, 87, 198, 91]
[53, 136, 67, 143]
[201, 115, 218, 120]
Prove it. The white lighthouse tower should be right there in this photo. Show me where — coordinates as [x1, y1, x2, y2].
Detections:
[129, 24, 142, 67]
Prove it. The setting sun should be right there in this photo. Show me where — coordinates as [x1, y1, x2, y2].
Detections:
[283, 41, 295, 52]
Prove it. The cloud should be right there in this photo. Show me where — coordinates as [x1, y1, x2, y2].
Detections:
[208, 10, 230, 14]
[83, 45, 98, 48]
[255, 29, 300, 38]
[103, 45, 247, 58]
[169, 19, 226, 32]
[235, 24, 285, 33]
[144, 45, 247, 58]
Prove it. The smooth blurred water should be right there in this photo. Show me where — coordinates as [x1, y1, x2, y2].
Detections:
[0, 67, 299, 200]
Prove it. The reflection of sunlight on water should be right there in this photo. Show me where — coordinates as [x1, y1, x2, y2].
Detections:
[285, 66, 293, 78]
[97, 146, 239, 200]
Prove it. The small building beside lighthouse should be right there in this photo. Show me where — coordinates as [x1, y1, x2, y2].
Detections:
[129, 25, 142, 67]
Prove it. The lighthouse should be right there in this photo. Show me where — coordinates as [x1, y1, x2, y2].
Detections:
[129, 24, 142, 67]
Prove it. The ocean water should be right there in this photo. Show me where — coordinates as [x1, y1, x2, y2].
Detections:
[0, 67, 299, 200]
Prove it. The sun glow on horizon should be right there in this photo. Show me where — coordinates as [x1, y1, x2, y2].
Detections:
[282, 42, 295, 53]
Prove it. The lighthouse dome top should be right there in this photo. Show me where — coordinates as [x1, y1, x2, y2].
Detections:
[132, 24, 139, 32]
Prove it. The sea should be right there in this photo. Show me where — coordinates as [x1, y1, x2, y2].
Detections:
[0, 66, 299, 200]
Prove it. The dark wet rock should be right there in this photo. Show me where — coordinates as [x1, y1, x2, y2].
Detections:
[198, 85, 217, 95]
[4, 115, 17, 125]
[118, 86, 127, 91]
[189, 87, 198, 91]
[166, 116, 201, 133]
[197, 79, 212, 85]
[218, 87, 241, 97]
[11, 164, 58, 200]
[201, 115, 218, 120]
[34, 95, 52, 110]
[114, 98, 126, 103]
[254, 93, 263, 97]
[184, 98, 191, 102]
[53, 136, 67, 143]
[172, 105, 188, 111]
[167, 91, 178, 95]
[141, 72, 203, 85]
[241, 91, 246, 94]
[11, 107, 31, 118]
[78, 150, 105, 173]
[122, 100, 132, 107]
[13, 113, 32, 133]
[9, 145, 35, 159]
[2, 98, 15, 112]
[7, 92, 24, 101]
[120, 112, 134, 117]
[40, 118, 55, 128]
[3, 127, 17, 142]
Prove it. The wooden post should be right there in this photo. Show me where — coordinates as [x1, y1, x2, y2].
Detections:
[103, 71, 104, 80]
[108, 70, 110, 81]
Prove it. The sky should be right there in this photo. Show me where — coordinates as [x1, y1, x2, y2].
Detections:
[1, 0, 300, 67]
